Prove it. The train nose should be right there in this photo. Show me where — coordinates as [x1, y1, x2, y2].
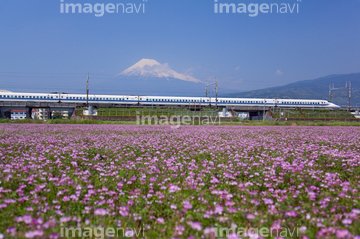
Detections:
[330, 103, 341, 108]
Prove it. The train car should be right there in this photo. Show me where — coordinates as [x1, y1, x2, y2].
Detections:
[0, 92, 60, 103]
[60, 94, 138, 105]
[212, 97, 339, 109]
[0, 92, 139, 105]
[139, 96, 210, 106]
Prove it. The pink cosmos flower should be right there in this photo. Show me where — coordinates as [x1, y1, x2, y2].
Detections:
[157, 217, 165, 224]
[94, 208, 108, 216]
[246, 214, 255, 220]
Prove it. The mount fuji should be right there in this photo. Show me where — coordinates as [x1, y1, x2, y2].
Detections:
[119, 59, 202, 83]
[93, 59, 205, 96]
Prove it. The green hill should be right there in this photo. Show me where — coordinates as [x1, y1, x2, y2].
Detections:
[226, 73, 360, 107]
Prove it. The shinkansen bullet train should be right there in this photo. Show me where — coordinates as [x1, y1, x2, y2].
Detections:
[0, 91, 340, 108]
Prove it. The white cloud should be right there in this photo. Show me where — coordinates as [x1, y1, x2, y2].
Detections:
[276, 70, 283, 76]
[232, 79, 243, 84]
[235, 66, 241, 71]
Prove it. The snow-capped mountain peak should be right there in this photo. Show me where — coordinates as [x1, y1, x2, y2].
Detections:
[119, 59, 202, 83]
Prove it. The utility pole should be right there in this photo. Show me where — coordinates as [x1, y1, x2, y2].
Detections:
[329, 82, 351, 110]
[329, 84, 334, 102]
[347, 81, 351, 111]
[205, 78, 219, 108]
[205, 80, 208, 97]
[86, 73, 89, 108]
[215, 78, 218, 109]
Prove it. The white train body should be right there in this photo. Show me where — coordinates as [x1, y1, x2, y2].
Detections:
[0, 92, 340, 108]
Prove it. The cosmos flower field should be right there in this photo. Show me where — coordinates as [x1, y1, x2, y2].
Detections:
[0, 124, 360, 239]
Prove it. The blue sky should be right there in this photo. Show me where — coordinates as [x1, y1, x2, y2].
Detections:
[0, 0, 360, 93]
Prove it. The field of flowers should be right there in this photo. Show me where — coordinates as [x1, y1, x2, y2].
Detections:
[0, 124, 359, 239]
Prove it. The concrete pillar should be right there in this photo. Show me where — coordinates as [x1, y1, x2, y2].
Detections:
[26, 107, 33, 119]
[4, 111, 11, 119]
